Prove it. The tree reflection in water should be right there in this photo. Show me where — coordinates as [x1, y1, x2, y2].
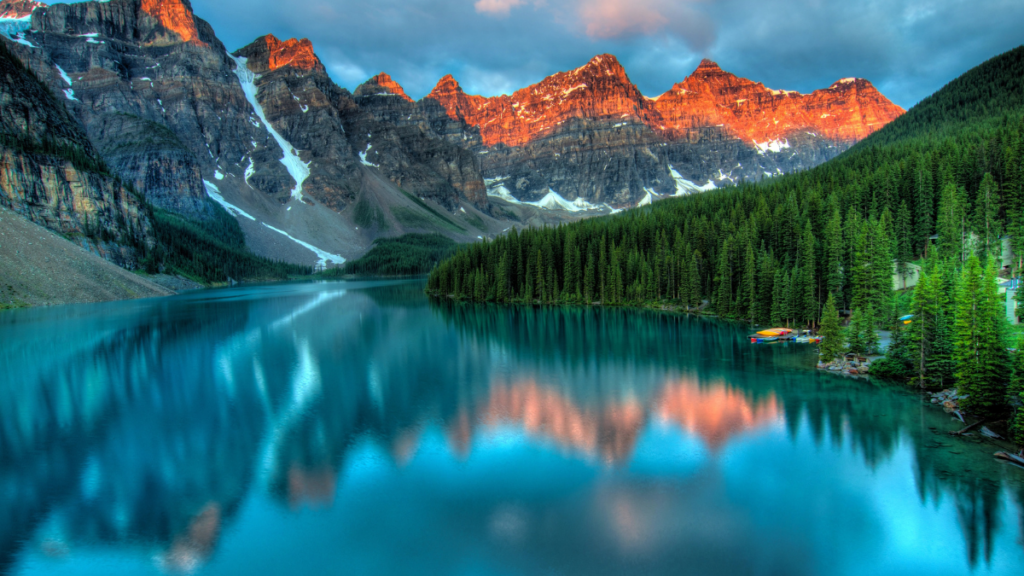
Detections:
[0, 281, 1020, 575]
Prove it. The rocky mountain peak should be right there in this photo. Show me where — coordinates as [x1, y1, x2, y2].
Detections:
[0, 0, 45, 19]
[358, 72, 413, 102]
[653, 58, 904, 145]
[139, 0, 201, 45]
[571, 53, 628, 80]
[429, 74, 462, 96]
[425, 74, 487, 123]
[695, 58, 722, 72]
[235, 34, 325, 74]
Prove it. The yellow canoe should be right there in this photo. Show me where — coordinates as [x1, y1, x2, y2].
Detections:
[757, 330, 782, 337]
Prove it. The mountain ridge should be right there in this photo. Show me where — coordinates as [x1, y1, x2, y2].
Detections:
[0, 0, 907, 272]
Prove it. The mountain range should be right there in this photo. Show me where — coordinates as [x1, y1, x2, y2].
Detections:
[0, 0, 904, 270]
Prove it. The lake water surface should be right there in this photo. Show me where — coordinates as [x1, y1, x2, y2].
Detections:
[2, 279, 1023, 575]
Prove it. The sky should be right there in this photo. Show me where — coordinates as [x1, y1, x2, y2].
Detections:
[187, 0, 1024, 109]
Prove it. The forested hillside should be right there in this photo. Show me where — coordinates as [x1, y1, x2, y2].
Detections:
[427, 46, 1024, 439]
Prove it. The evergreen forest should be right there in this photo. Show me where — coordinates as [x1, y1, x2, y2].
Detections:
[428, 45, 1024, 441]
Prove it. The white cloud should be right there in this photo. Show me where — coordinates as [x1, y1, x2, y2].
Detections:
[474, 0, 528, 16]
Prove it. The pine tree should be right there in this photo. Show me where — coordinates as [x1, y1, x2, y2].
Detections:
[847, 308, 867, 355]
[584, 248, 596, 303]
[716, 238, 733, 316]
[937, 182, 962, 262]
[819, 293, 844, 363]
[743, 241, 757, 324]
[825, 208, 844, 303]
[688, 252, 701, 309]
[914, 165, 935, 255]
[496, 253, 509, 303]
[909, 269, 937, 386]
[798, 221, 818, 326]
[771, 268, 787, 326]
[895, 201, 913, 288]
[871, 212, 894, 323]
[862, 306, 880, 354]
[954, 256, 1011, 419]
[973, 173, 1001, 261]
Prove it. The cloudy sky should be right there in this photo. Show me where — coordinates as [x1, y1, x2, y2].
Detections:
[189, 0, 1024, 109]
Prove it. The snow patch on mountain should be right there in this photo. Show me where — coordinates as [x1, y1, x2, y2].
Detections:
[205, 180, 255, 221]
[261, 223, 345, 267]
[485, 178, 604, 212]
[359, 146, 379, 167]
[230, 54, 310, 202]
[753, 139, 791, 154]
[53, 65, 79, 101]
[670, 166, 717, 195]
[528, 189, 602, 212]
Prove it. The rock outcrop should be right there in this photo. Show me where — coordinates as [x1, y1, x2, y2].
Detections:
[89, 112, 212, 220]
[0, 36, 153, 267]
[653, 59, 903, 145]
[18, 0, 294, 207]
[0, 0, 906, 266]
[422, 55, 905, 206]
[234, 34, 488, 212]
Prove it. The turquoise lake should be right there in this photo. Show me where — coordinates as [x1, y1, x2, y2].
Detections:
[1, 279, 1023, 575]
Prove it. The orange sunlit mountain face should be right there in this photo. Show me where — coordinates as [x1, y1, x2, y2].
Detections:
[140, 0, 202, 45]
[423, 56, 903, 148]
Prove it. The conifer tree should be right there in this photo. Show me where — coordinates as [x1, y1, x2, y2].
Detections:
[895, 201, 914, 288]
[862, 306, 880, 354]
[914, 165, 935, 255]
[743, 241, 757, 323]
[799, 221, 818, 326]
[716, 238, 733, 316]
[954, 256, 1011, 418]
[771, 268, 787, 326]
[688, 252, 701, 309]
[497, 253, 509, 303]
[973, 173, 1001, 261]
[584, 248, 596, 303]
[825, 208, 845, 303]
[847, 308, 867, 355]
[937, 182, 962, 262]
[819, 293, 844, 362]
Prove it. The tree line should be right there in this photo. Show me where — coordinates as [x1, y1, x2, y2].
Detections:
[428, 46, 1024, 444]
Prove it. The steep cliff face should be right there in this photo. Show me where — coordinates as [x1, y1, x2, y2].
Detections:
[18, 0, 294, 208]
[233, 35, 488, 212]
[0, 37, 153, 267]
[423, 56, 905, 206]
[89, 112, 212, 220]
[350, 72, 488, 209]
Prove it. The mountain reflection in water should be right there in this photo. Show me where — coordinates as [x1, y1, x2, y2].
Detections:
[0, 280, 1022, 576]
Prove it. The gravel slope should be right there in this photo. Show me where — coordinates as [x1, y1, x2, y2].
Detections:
[0, 205, 174, 308]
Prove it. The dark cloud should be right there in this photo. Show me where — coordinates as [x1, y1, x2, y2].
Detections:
[188, 0, 1024, 108]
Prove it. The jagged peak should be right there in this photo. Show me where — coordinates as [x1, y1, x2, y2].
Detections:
[353, 72, 412, 102]
[829, 77, 866, 89]
[235, 34, 324, 74]
[696, 58, 722, 71]
[427, 74, 467, 98]
[366, 72, 413, 102]
[139, 0, 201, 44]
[568, 53, 628, 80]
[0, 0, 46, 20]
